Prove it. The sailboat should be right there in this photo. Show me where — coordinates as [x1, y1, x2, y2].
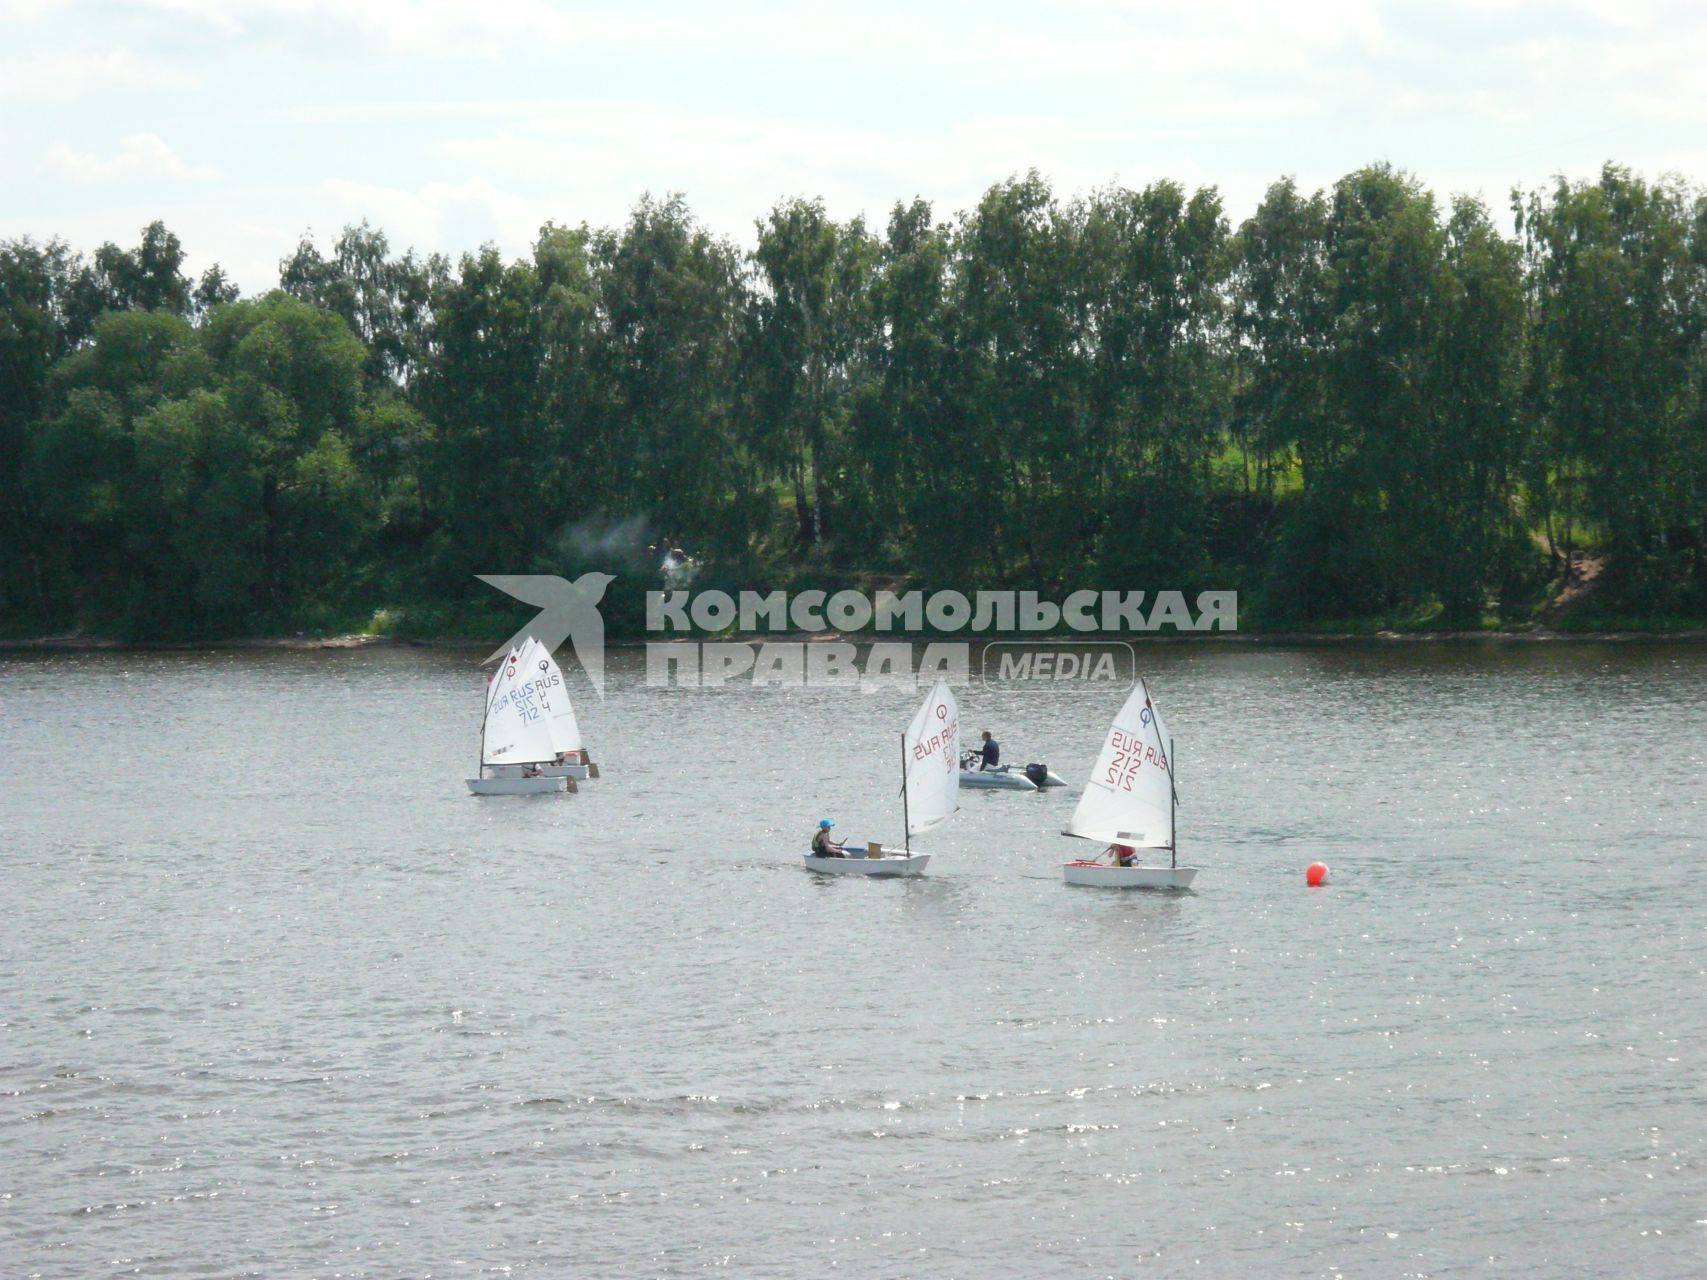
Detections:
[529, 641, 601, 781]
[466, 637, 577, 795]
[803, 678, 958, 877]
[1061, 678, 1197, 888]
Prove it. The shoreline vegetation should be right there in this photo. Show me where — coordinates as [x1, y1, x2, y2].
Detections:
[7, 621, 1705, 654]
[4, 162, 1705, 645]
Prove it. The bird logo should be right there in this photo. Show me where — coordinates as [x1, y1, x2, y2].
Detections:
[477, 572, 616, 697]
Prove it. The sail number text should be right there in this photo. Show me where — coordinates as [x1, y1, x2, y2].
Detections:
[1106, 729, 1167, 790]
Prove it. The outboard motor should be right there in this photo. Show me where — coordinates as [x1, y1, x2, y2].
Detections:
[1024, 762, 1049, 787]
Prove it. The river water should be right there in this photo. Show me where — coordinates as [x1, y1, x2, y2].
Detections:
[2, 642, 1704, 1278]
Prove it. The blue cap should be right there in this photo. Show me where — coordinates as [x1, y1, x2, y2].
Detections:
[819, 818, 834, 828]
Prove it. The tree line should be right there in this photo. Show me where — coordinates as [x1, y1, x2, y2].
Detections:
[2, 162, 1704, 641]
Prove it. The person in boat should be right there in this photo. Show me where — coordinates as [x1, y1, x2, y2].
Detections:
[976, 730, 1000, 771]
[522, 763, 542, 778]
[1104, 842, 1137, 867]
[811, 817, 846, 858]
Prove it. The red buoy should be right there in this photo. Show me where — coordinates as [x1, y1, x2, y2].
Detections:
[1306, 862, 1329, 887]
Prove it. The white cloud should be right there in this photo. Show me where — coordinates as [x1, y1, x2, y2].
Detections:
[315, 176, 546, 259]
[0, 0, 71, 18]
[132, 0, 585, 53]
[131, 0, 244, 33]
[43, 132, 220, 181]
[0, 46, 196, 100]
[7, 0, 1707, 296]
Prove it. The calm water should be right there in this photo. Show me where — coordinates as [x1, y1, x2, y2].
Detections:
[3, 642, 1704, 1278]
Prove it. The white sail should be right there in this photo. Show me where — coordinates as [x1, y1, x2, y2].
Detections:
[522, 638, 585, 757]
[481, 637, 558, 766]
[477, 644, 516, 766]
[1067, 679, 1174, 849]
[903, 678, 960, 836]
[1149, 693, 1174, 787]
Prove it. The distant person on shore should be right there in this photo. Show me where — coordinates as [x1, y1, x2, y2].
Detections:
[811, 818, 846, 858]
[662, 544, 697, 590]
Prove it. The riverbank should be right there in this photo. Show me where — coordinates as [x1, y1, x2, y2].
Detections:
[6, 625, 1706, 653]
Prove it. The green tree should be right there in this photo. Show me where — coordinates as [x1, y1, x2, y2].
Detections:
[417, 245, 550, 585]
[29, 295, 377, 636]
[857, 199, 970, 573]
[750, 198, 879, 550]
[1081, 180, 1231, 592]
[280, 222, 445, 387]
[585, 196, 755, 555]
[0, 237, 87, 628]
[1424, 196, 1532, 618]
[951, 171, 1084, 583]
[1518, 165, 1705, 605]
[1231, 178, 1332, 504]
[85, 220, 193, 319]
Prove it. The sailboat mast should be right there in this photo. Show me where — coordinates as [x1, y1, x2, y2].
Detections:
[1169, 734, 1177, 870]
[478, 671, 489, 781]
[1141, 676, 1180, 868]
[901, 730, 911, 855]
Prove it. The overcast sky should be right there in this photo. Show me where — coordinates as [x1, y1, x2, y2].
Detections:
[5, 0, 1705, 291]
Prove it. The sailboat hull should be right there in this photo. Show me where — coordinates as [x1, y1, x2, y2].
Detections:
[803, 853, 930, 877]
[1062, 861, 1197, 889]
[467, 776, 574, 795]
